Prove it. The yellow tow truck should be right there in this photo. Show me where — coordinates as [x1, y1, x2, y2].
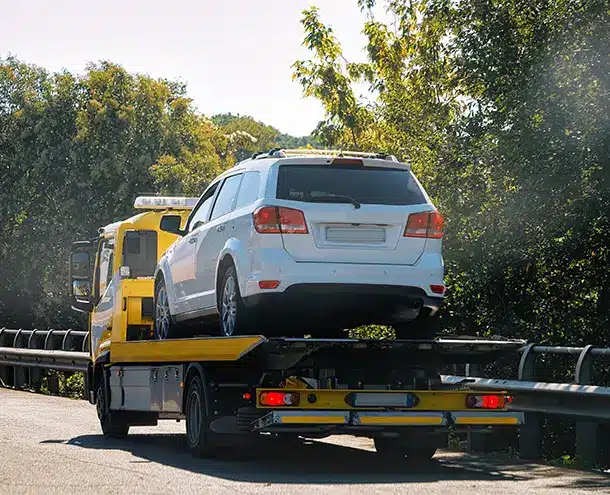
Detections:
[69, 196, 524, 459]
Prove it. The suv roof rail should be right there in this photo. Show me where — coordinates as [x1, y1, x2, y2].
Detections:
[250, 148, 399, 162]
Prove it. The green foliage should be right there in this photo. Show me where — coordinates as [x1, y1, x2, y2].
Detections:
[212, 112, 321, 162]
[41, 371, 85, 399]
[295, 0, 609, 345]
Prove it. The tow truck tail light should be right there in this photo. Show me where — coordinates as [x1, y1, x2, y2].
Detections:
[253, 206, 308, 234]
[404, 211, 443, 239]
[466, 394, 507, 409]
[259, 391, 301, 407]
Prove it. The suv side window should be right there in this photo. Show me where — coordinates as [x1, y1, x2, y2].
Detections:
[188, 182, 219, 232]
[210, 174, 243, 221]
[234, 171, 261, 209]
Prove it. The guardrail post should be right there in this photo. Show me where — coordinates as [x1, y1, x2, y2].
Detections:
[0, 328, 10, 386]
[27, 330, 44, 391]
[517, 343, 542, 460]
[574, 345, 599, 466]
[12, 329, 29, 390]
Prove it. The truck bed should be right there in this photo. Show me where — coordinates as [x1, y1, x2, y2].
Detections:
[109, 334, 525, 370]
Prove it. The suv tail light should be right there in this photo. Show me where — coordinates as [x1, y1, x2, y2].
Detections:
[253, 206, 308, 234]
[404, 211, 443, 239]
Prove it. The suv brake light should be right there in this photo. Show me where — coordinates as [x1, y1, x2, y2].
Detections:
[253, 206, 308, 234]
[404, 211, 443, 239]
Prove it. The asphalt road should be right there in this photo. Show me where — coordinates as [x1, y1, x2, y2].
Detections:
[1, 388, 609, 495]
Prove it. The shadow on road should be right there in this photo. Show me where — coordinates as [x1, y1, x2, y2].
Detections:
[41, 433, 530, 485]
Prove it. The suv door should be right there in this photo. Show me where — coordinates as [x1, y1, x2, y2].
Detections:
[194, 173, 243, 310]
[169, 182, 219, 314]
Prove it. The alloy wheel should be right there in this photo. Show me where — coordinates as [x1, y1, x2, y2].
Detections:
[155, 286, 171, 339]
[220, 275, 237, 336]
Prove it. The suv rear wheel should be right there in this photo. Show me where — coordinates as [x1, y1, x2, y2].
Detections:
[218, 264, 254, 336]
[154, 278, 176, 340]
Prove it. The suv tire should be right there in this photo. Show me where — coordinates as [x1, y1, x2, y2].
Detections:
[154, 277, 177, 340]
[218, 264, 253, 336]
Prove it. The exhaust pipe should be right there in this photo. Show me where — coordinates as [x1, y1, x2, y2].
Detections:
[411, 299, 424, 310]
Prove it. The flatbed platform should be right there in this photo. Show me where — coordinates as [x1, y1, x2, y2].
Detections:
[109, 335, 526, 369]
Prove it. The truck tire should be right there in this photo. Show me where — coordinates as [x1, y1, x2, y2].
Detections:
[96, 385, 129, 438]
[185, 374, 218, 457]
[154, 278, 176, 340]
[218, 264, 253, 336]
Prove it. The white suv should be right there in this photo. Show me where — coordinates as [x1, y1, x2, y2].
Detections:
[153, 149, 445, 339]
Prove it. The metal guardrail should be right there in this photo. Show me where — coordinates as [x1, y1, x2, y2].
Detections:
[446, 342, 610, 465]
[0, 328, 89, 392]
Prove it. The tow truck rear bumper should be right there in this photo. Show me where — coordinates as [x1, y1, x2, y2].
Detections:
[252, 410, 524, 432]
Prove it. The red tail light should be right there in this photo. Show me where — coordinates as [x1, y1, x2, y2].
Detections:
[259, 391, 300, 407]
[253, 206, 308, 234]
[404, 211, 443, 239]
[466, 394, 506, 409]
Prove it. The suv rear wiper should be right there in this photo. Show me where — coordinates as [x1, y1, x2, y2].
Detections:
[309, 192, 361, 209]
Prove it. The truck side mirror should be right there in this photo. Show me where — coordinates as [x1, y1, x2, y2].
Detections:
[70, 241, 95, 313]
[160, 215, 184, 236]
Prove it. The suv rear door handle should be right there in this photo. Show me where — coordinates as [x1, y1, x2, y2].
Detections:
[216, 225, 225, 232]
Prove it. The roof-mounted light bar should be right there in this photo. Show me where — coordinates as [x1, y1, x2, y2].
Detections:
[134, 196, 199, 210]
[252, 148, 399, 162]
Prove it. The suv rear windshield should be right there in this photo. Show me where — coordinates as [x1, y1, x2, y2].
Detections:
[276, 165, 427, 206]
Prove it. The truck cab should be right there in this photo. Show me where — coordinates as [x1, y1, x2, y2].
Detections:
[69, 196, 197, 364]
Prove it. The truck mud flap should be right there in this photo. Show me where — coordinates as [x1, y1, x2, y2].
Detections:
[251, 410, 524, 431]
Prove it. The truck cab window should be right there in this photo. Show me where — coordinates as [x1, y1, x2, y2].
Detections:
[97, 238, 115, 297]
[123, 230, 158, 278]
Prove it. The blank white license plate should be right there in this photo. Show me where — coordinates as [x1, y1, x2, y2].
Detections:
[325, 227, 386, 243]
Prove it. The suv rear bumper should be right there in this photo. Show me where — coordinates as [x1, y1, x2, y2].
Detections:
[243, 250, 444, 299]
[244, 283, 442, 310]
[242, 283, 443, 328]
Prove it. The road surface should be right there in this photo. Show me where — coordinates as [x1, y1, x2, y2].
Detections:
[1, 388, 608, 494]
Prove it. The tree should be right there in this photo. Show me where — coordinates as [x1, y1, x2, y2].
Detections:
[0, 57, 229, 327]
[294, 1, 609, 344]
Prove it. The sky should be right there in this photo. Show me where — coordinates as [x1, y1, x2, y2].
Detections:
[2, 0, 388, 137]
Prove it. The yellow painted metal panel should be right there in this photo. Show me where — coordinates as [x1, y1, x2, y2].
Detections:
[358, 415, 444, 425]
[255, 388, 509, 411]
[454, 416, 520, 425]
[280, 415, 347, 424]
[110, 336, 265, 363]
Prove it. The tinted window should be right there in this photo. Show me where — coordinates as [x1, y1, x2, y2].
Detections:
[276, 165, 426, 206]
[210, 174, 243, 220]
[123, 230, 158, 278]
[188, 182, 219, 231]
[234, 171, 261, 209]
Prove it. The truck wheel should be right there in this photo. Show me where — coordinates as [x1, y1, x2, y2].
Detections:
[96, 385, 129, 438]
[218, 264, 252, 336]
[185, 374, 217, 457]
[154, 278, 175, 340]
